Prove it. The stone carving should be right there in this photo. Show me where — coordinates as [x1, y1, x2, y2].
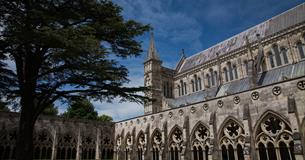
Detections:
[233, 96, 240, 104]
[203, 104, 209, 111]
[272, 86, 281, 96]
[297, 80, 305, 90]
[217, 100, 224, 108]
[251, 91, 259, 100]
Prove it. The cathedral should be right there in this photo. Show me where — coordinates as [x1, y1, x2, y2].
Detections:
[1, 2, 305, 160]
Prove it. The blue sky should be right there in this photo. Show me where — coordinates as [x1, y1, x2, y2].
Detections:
[79, 0, 305, 121]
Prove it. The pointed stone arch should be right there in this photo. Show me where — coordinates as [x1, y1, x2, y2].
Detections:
[190, 121, 210, 160]
[168, 125, 183, 160]
[218, 116, 245, 160]
[136, 130, 145, 160]
[151, 128, 162, 160]
[33, 129, 53, 160]
[56, 131, 77, 160]
[254, 110, 295, 160]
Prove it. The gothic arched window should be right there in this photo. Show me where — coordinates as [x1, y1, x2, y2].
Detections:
[268, 52, 275, 68]
[184, 82, 187, 94]
[81, 134, 96, 160]
[137, 131, 145, 160]
[296, 41, 305, 59]
[272, 44, 282, 66]
[33, 130, 53, 160]
[233, 65, 238, 79]
[227, 62, 234, 81]
[206, 74, 211, 87]
[223, 67, 228, 82]
[255, 113, 295, 160]
[198, 77, 202, 90]
[243, 60, 249, 75]
[152, 129, 162, 160]
[219, 119, 245, 160]
[169, 126, 183, 160]
[191, 123, 210, 160]
[178, 85, 181, 96]
[194, 75, 198, 91]
[56, 133, 77, 160]
[191, 80, 195, 92]
[280, 47, 289, 64]
[180, 80, 184, 95]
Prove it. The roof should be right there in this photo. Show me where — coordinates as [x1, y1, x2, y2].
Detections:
[177, 3, 305, 73]
[169, 61, 305, 108]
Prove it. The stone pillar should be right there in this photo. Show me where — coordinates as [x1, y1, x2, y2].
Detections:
[76, 128, 81, 160]
[51, 128, 57, 160]
[286, 35, 297, 63]
[95, 128, 100, 160]
[209, 112, 218, 160]
[287, 94, 304, 160]
[242, 104, 252, 160]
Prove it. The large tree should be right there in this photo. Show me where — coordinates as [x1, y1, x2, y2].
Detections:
[62, 98, 98, 120]
[0, 0, 150, 159]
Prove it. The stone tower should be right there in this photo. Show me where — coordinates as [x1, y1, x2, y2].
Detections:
[143, 32, 162, 114]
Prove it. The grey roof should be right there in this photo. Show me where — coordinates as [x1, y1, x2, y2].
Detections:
[177, 3, 305, 73]
[169, 61, 305, 108]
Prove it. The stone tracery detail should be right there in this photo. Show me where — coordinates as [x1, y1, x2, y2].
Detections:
[255, 113, 295, 160]
[169, 126, 184, 160]
[219, 119, 245, 160]
[56, 132, 77, 159]
[152, 129, 163, 160]
[191, 123, 210, 160]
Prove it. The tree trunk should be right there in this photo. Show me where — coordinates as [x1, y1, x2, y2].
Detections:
[16, 96, 36, 160]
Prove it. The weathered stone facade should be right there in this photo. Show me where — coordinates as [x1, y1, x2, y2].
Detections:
[115, 3, 305, 160]
[1, 2, 305, 160]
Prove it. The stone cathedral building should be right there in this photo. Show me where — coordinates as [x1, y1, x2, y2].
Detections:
[1, 2, 305, 160]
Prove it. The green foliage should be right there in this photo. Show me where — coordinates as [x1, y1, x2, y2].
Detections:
[41, 104, 58, 116]
[97, 114, 113, 122]
[62, 98, 98, 120]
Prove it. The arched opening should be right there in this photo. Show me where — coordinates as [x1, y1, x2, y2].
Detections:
[206, 74, 211, 87]
[194, 75, 198, 91]
[193, 146, 198, 160]
[219, 119, 245, 160]
[223, 67, 228, 82]
[243, 60, 249, 75]
[191, 80, 195, 92]
[233, 65, 238, 79]
[198, 146, 203, 160]
[280, 47, 289, 64]
[221, 145, 228, 160]
[268, 52, 275, 68]
[205, 146, 209, 160]
[237, 144, 244, 160]
[255, 112, 296, 160]
[198, 77, 202, 90]
[297, 41, 305, 59]
[272, 44, 282, 66]
[184, 82, 187, 94]
[178, 85, 181, 96]
[227, 62, 233, 81]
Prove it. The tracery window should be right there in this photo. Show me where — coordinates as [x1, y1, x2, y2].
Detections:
[0, 129, 17, 159]
[255, 113, 295, 160]
[219, 119, 245, 160]
[296, 41, 305, 59]
[152, 129, 162, 160]
[272, 44, 282, 66]
[33, 130, 53, 160]
[191, 123, 210, 160]
[268, 52, 275, 68]
[227, 62, 234, 81]
[81, 135, 96, 160]
[137, 131, 145, 160]
[101, 135, 113, 160]
[233, 65, 238, 79]
[191, 80, 195, 92]
[125, 133, 133, 160]
[169, 127, 183, 160]
[243, 61, 249, 75]
[56, 133, 77, 160]
[223, 67, 229, 82]
[280, 47, 289, 64]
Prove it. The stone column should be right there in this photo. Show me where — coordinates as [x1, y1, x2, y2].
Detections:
[242, 104, 252, 160]
[95, 128, 100, 160]
[76, 128, 81, 160]
[287, 94, 304, 160]
[51, 128, 57, 160]
[209, 112, 217, 160]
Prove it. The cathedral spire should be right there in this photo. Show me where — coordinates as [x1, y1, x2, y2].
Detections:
[147, 32, 160, 61]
